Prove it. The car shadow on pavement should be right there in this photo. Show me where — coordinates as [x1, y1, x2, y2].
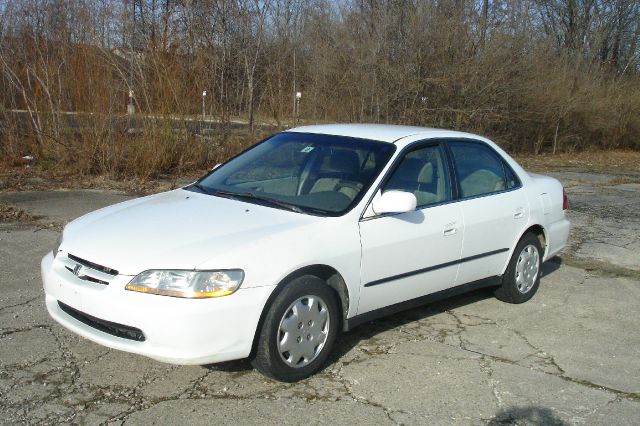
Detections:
[488, 405, 568, 425]
[543, 256, 563, 276]
[204, 258, 565, 376]
[328, 286, 497, 365]
[204, 358, 254, 373]
[328, 257, 564, 368]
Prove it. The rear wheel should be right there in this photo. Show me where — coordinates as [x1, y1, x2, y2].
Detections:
[495, 233, 542, 304]
[251, 275, 339, 382]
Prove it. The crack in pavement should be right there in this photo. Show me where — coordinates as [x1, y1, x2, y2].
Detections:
[392, 309, 640, 403]
[479, 355, 504, 410]
[0, 295, 42, 313]
[323, 367, 406, 424]
[434, 334, 640, 402]
[0, 324, 52, 338]
[2, 178, 640, 424]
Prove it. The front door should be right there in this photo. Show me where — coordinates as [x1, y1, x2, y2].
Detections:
[357, 143, 464, 314]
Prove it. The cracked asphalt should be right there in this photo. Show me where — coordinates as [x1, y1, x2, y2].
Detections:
[1, 171, 639, 425]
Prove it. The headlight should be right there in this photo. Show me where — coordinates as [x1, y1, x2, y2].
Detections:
[53, 235, 63, 258]
[125, 270, 244, 299]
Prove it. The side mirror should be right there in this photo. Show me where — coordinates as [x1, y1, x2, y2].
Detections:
[372, 190, 417, 215]
[211, 163, 221, 171]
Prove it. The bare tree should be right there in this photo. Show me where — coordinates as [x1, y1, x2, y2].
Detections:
[0, 0, 639, 177]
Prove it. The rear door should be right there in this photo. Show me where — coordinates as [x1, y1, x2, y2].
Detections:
[357, 143, 464, 314]
[447, 140, 528, 285]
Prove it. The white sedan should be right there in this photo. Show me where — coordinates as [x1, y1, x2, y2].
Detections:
[42, 124, 570, 382]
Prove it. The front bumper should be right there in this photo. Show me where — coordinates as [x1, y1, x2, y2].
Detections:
[41, 252, 273, 365]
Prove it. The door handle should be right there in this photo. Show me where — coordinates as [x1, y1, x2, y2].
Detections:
[443, 222, 458, 236]
[513, 207, 525, 219]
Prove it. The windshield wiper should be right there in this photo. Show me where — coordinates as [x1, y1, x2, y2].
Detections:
[213, 190, 304, 213]
[191, 182, 213, 195]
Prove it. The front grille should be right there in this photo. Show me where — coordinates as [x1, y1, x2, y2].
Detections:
[68, 254, 118, 276]
[64, 266, 109, 285]
[58, 301, 145, 342]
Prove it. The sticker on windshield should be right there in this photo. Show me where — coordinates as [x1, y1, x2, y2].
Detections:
[300, 146, 314, 153]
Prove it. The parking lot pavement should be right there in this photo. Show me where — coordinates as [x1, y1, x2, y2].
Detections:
[1, 173, 639, 425]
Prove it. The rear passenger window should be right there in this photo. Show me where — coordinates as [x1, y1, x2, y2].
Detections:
[449, 141, 509, 198]
[383, 144, 451, 207]
[504, 163, 519, 189]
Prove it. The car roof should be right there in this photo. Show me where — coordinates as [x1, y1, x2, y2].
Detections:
[286, 123, 485, 144]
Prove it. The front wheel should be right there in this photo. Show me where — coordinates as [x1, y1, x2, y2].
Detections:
[495, 233, 543, 304]
[251, 275, 339, 382]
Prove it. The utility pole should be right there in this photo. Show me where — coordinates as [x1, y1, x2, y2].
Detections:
[127, 0, 136, 115]
[295, 92, 301, 124]
[202, 91, 207, 120]
[292, 49, 296, 123]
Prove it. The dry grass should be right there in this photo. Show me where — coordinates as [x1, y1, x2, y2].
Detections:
[514, 150, 640, 173]
[0, 167, 199, 195]
[2, 2, 640, 171]
[2, 146, 638, 196]
[0, 126, 275, 194]
[0, 203, 64, 230]
[0, 118, 273, 185]
[0, 204, 41, 222]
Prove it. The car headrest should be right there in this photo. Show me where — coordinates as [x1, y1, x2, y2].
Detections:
[418, 162, 434, 184]
[395, 158, 424, 181]
[329, 150, 360, 175]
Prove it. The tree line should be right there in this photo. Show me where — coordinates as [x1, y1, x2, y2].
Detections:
[1, 0, 639, 177]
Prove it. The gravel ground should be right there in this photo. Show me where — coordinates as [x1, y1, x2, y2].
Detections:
[0, 170, 639, 425]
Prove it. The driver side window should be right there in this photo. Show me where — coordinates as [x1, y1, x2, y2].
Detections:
[383, 144, 452, 208]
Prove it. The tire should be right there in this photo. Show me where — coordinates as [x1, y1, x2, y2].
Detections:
[495, 232, 543, 304]
[251, 275, 340, 382]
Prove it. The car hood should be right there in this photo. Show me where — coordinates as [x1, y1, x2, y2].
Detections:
[61, 189, 320, 275]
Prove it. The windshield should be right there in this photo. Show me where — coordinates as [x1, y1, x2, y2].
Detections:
[191, 132, 395, 216]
